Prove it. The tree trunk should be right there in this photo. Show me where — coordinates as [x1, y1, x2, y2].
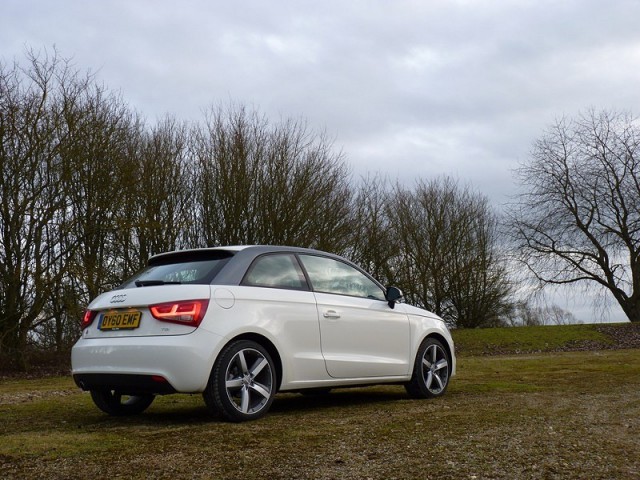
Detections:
[621, 299, 640, 323]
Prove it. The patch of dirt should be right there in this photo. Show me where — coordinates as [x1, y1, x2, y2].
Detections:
[596, 323, 640, 349]
[0, 389, 77, 406]
[0, 365, 70, 382]
[549, 322, 640, 354]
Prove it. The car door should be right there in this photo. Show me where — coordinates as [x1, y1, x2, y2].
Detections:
[238, 253, 328, 383]
[297, 254, 411, 379]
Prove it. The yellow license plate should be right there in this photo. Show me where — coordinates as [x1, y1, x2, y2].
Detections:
[99, 310, 142, 330]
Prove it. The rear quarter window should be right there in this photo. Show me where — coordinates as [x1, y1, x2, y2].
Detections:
[242, 254, 309, 290]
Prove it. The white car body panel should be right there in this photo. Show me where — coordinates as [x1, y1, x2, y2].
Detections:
[72, 328, 225, 392]
[203, 286, 329, 387]
[313, 292, 411, 378]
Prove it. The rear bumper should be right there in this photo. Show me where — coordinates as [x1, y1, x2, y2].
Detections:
[71, 329, 226, 393]
[73, 373, 178, 395]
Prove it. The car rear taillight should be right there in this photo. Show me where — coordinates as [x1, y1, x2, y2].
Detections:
[149, 299, 209, 327]
[81, 310, 98, 329]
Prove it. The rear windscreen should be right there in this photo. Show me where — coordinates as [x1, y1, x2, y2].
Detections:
[118, 251, 233, 289]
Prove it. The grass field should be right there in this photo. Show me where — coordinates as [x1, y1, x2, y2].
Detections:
[1, 325, 639, 479]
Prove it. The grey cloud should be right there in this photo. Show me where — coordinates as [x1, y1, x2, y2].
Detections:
[2, 0, 640, 202]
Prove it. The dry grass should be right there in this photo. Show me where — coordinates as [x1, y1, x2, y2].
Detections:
[1, 347, 639, 479]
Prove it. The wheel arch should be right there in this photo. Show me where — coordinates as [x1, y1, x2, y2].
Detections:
[417, 332, 454, 371]
[222, 332, 283, 391]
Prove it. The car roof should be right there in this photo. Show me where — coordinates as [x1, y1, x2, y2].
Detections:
[148, 245, 330, 262]
[146, 245, 375, 287]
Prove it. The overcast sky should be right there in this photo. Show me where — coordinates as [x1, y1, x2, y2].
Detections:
[2, 0, 639, 321]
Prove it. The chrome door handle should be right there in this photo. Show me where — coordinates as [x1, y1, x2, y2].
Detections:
[323, 310, 341, 319]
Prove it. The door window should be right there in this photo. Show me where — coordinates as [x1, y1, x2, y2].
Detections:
[298, 255, 385, 301]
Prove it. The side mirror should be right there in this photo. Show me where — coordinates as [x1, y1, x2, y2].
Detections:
[385, 286, 404, 309]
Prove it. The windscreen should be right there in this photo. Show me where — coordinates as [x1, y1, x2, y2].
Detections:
[118, 251, 234, 289]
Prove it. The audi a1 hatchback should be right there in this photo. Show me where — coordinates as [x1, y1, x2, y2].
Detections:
[71, 245, 455, 422]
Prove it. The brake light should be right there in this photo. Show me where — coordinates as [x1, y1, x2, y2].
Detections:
[149, 299, 209, 327]
[81, 310, 98, 328]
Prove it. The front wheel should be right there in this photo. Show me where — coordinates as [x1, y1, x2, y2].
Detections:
[405, 337, 451, 399]
[204, 340, 276, 422]
[90, 390, 155, 416]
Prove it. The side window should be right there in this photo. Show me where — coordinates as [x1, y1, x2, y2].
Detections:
[298, 255, 386, 301]
[243, 254, 308, 290]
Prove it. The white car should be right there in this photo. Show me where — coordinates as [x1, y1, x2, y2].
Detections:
[72, 246, 455, 422]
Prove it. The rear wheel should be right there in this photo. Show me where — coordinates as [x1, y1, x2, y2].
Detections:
[90, 390, 155, 416]
[204, 340, 276, 422]
[405, 337, 451, 399]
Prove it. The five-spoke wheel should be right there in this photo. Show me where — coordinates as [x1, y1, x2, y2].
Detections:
[405, 337, 451, 398]
[204, 340, 276, 422]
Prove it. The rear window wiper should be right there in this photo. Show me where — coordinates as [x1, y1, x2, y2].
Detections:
[135, 280, 182, 287]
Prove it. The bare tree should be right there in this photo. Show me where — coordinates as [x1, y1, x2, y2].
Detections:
[503, 301, 578, 326]
[0, 50, 82, 367]
[258, 118, 353, 252]
[63, 82, 140, 300]
[391, 177, 512, 328]
[349, 174, 397, 284]
[542, 304, 578, 325]
[503, 301, 541, 327]
[189, 105, 262, 246]
[0, 49, 152, 367]
[509, 109, 640, 323]
[116, 116, 192, 274]
[189, 105, 353, 252]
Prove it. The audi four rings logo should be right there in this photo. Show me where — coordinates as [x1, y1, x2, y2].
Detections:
[110, 294, 127, 303]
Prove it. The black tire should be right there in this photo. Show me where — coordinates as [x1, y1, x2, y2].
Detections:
[203, 340, 276, 422]
[405, 337, 451, 399]
[90, 390, 155, 416]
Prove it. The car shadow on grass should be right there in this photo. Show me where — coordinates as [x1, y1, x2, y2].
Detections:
[269, 385, 411, 415]
[80, 386, 413, 426]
